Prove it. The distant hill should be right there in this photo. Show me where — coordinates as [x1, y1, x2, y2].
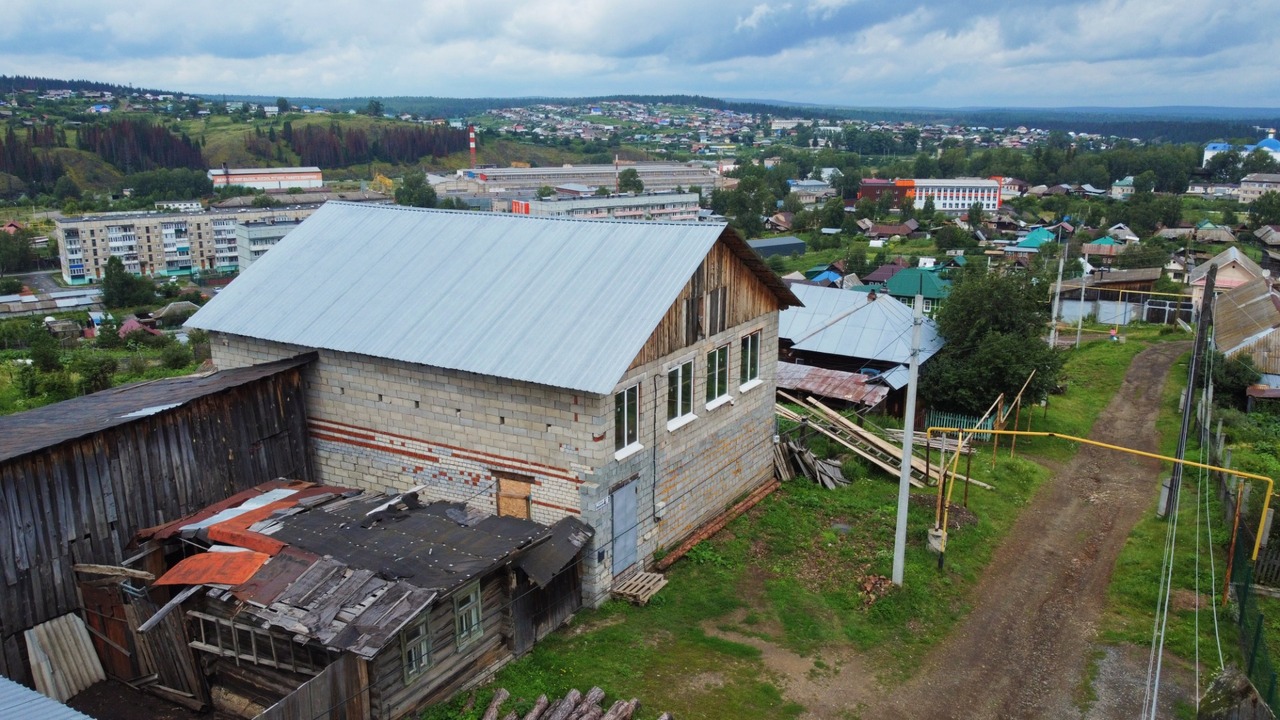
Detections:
[212, 92, 1280, 143]
[0, 75, 178, 97]
[211, 93, 811, 121]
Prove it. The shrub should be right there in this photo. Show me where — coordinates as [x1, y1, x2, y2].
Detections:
[160, 343, 193, 369]
[69, 351, 118, 394]
[122, 355, 149, 376]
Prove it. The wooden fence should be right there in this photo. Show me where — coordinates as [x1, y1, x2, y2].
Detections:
[0, 359, 313, 686]
[254, 654, 369, 720]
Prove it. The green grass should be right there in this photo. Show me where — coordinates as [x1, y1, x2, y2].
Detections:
[1095, 345, 1244, 701]
[0, 347, 201, 416]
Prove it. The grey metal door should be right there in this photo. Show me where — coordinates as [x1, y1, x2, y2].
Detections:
[611, 482, 637, 576]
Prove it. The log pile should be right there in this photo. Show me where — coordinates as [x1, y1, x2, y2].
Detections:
[482, 686, 672, 720]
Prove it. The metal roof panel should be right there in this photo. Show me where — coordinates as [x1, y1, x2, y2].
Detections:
[187, 203, 732, 394]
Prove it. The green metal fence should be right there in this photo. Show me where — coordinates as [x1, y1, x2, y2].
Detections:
[1227, 485, 1280, 715]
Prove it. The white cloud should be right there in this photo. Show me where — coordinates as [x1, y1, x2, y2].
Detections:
[736, 3, 790, 32]
[0, 0, 1276, 107]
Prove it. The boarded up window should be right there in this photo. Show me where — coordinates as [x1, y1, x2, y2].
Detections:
[495, 471, 534, 519]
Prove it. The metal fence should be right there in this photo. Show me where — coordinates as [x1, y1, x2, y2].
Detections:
[1222, 474, 1280, 716]
[925, 409, 994, 440]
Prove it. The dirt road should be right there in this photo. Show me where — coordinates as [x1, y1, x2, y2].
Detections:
[865, 341, 1191, 719]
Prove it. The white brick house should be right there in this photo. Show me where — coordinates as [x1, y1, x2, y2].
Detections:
[187, 202, 799, 603]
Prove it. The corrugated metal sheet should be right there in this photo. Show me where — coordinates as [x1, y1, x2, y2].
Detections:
[780, 284, 943, 365]
[1216, 277, 1280, 374]
[24, 614, 105, 703]
[0, 675, 95, 720]
[155, 550, 270, 586]
[1190, 246, 1265, 284]
[0, 353, 314, 463]
[186, 203, 731, 395]
[775, 362, 889, 407]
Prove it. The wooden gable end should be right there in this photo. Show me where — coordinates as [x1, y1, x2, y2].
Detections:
[628, 238, 782, 371]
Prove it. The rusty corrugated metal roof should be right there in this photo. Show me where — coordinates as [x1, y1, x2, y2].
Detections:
[0, 353, 315, 463]
[1216, 277, 1280, 374]
[155, 549, 270, 586]
[776, 362, 889, 408]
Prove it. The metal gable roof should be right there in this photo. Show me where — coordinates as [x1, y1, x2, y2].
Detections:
[780, 284, 943, 364]
[187, 203, 731, 395]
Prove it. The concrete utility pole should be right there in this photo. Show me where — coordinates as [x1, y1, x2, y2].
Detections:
[892, 292, 925, 586]
[1048, 223, 1068, 348]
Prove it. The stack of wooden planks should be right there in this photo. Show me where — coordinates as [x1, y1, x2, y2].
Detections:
[882, 429, 971, 455]
[481, 686, 671, 720]
[777, 392, 991, 491]
[773, 439, 849, 489]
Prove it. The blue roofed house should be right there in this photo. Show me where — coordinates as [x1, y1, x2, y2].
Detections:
[187, 202, 800, 606]
[778, 284, 944, 408]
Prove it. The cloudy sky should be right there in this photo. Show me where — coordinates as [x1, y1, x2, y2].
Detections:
[2, 0, 1277, 108]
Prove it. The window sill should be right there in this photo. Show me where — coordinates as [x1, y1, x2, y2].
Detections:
[614, 442, 644, 461]
[738, 378, 763, 393]
[666, 414, 698, 432]
[705, 395, 733, 412]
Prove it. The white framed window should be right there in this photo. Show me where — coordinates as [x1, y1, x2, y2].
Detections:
[923, 298, 934, 313]
[614, 383, 640, 453]
[401, 614, 431, 683]
[455, 583, 483, 649]
[705, 344, 730, 408]
[740, 331, 760, 388]
[667, 360, 694, 422]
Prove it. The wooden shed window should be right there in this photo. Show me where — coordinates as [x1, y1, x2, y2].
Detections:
[496, 472, 533, 520]
[401, 614, 432, 683]
[455, 583, 483, 649]
[706, 286, 727, 337]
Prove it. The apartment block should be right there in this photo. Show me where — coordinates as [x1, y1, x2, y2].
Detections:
[56, 206, 319, 284]
[510, 192, 701, 221]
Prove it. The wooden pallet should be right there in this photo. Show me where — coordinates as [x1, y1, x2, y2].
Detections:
[613, 572, 668, 605]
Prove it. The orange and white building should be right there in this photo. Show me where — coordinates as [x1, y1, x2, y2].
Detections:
[899, 177, 1002, 216]
[207, 166, 324, 190]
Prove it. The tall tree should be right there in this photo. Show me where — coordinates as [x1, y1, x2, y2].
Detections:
[276, 97, 291, 114]
[1250, 192, 1280, 228]
[618, 168, 644, 194]
[395, 170, 438, 208]
[920, 266, 1064, 414]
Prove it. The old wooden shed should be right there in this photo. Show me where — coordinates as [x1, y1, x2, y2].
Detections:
[0, 354, 314, 685]
[132, 482, 590, 719]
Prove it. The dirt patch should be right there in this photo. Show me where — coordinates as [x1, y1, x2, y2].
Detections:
[706, 621, 877, 720]
[910, 493, 979, 530]
[1170, 588, 1212, 614]
[1085, 644, 1194, 719]
[66, 680, 233, 720]
[860, 341, 1196, 720]
[565, 613, 625, 637]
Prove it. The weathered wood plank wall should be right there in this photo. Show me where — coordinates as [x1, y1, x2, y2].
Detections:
[0, 367, 311, 686]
